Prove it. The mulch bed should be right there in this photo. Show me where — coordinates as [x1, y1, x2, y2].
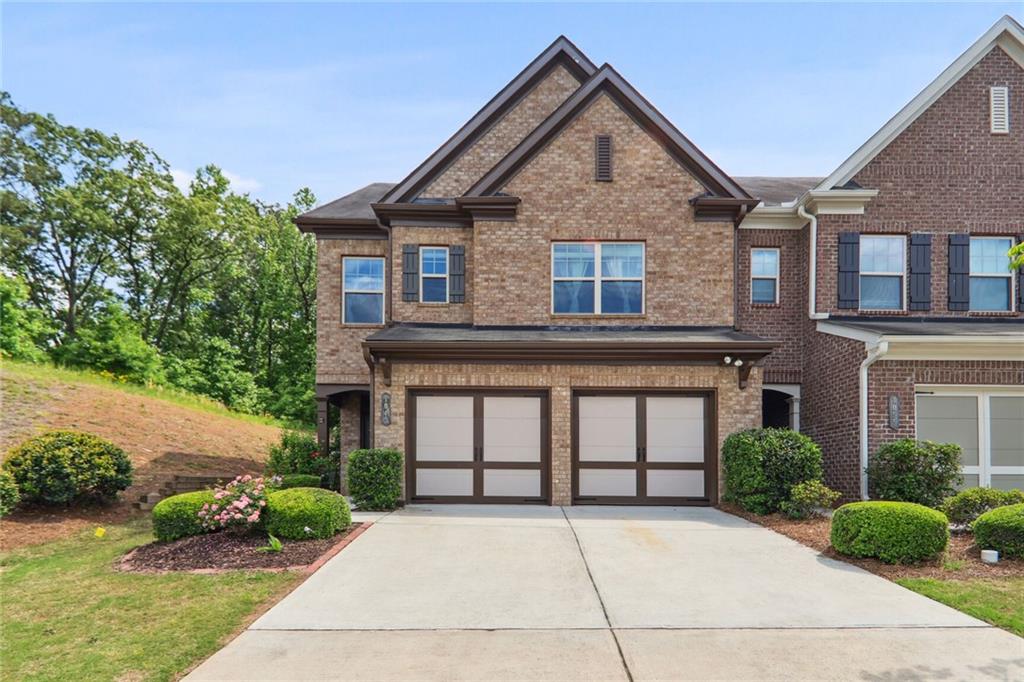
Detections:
[721, 503, 1024, 580]
[118, 523, 364, 573]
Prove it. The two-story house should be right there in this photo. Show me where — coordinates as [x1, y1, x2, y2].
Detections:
[297, 16, 1024, 506]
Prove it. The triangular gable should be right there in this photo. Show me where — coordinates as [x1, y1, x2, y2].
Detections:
[818, 15, 1024, 191]
[465, 64, 753, 202]
[380, 36, 597, 204]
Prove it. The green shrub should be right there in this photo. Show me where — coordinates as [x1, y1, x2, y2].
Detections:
[722, 428, 823, 514]
[347, 449, 403, 511]
[4, 430, 133, 505]
[267, 430, 336, 479]
[277, 474, 322, 490]
[831, 501, 949, 564]
[0, 469, 20, 516]
[866, 439, 961, 508]
[265, 487, 350, 540]
[942, 487, 1024, 526]
[152, 490, 216, 542]
[972, 503, 1024, 559]
[780, 479, 841, 519]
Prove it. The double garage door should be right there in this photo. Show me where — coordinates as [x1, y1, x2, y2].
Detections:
[406, 389, 715, 505]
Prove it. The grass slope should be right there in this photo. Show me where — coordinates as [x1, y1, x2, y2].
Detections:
[897, 577, 1024, 637]
[0, 521, 299, 682]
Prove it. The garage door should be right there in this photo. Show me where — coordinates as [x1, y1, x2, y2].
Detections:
[407, 390, 549, 503]
[572, 391, 716, 505]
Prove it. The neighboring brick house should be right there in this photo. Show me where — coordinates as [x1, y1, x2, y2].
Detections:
[297, 18, 1024, 506]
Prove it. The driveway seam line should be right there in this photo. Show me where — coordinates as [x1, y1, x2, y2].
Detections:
[561, 506, 634, 682]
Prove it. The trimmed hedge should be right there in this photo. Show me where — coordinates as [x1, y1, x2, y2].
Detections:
[265, 487, 350, 540]
[972, 503, 1024, 559]
[942, 487, 1024, 526]
[152, 490, 216, 542]
[866, 439, 961, 508]
[4, 430, 133, 504]
[0, 469, 20, 516]
[831, 501, 949, 564]
[347, 449, 403, 511]
[722, 428, 823, 514]
[276, 474, 322, 490]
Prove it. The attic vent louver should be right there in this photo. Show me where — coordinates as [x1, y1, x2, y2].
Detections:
[990, 86, 1009, 134]
[595, 135, 612, 182]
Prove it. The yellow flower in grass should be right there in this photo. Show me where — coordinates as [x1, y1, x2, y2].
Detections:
[94, 527, 106, 538]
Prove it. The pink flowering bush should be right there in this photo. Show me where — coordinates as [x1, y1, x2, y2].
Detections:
[198, 475, 278, 533]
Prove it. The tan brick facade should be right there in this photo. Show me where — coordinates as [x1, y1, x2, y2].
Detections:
[390, 225, 474, 324]
[372, 362, 762, 505]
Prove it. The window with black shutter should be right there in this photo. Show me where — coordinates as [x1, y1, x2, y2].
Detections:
[948, 235, 970, 311]
[837, 232, 860, 309]
[450, 245, 466, 303]
[595, 135, 612, 182]
[402, 244, 419, 302]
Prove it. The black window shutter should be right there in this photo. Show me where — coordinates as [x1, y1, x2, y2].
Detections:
[595, 135, 612, 181]
[450, 245, 466, 303]
[948, 234, 970, 311]
[402, 244, 419, 302]
[908, 233, 932, 311]
[837, 232, 860, 309]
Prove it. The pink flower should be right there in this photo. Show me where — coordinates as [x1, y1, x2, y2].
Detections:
[259, 500, 266, 507]
[242, 475, 252, 482]
[211, 504, 219, 511]
[198, 511, 207, 517]
[214, 491, 226, 500]
[247, 512, 260, 523]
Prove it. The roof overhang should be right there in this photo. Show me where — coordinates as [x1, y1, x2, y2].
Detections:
[738, 188, 880, 229]
[294, 217, 387, 239]
[817, 320, 1024, 361]
[371, 196, 521, 227]
[690, 196, 761, 226]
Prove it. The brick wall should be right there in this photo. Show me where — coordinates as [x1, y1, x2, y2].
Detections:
[391, 225, 474, 324]
[422, 65, 582, 198]
[471, 94, 734, 327]
[372, 361, 761, 505]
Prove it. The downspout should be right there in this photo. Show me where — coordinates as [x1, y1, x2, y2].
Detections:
[797, 204, 828, 320]
[859, 340, 888, 500]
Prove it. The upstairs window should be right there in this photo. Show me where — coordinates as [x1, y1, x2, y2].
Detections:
[552, 242, 644, 315]
[420, 247, 449, 303]
[970, 237, 1014, 311]
[991, 86, 1009, 134]
[751, 248, 779, 304]
[859, 235, 905, 310]
[342, 257, 385, 324]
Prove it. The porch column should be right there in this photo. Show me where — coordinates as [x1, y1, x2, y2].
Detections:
[787, 396, 801, 432]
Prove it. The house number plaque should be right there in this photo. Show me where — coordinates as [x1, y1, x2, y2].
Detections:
[888, 395, 900, 430]
[380, 392, 392, 426]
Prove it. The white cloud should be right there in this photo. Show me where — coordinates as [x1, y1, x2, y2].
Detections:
[169, 167, 262, 195]
[169, 167, 192, 192]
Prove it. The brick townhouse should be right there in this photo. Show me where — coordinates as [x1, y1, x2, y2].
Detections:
[297, 16, 1023, 505]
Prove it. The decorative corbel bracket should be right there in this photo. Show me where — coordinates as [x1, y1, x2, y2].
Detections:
[738, 362, 753, 390]
[380, 357, 392, 387]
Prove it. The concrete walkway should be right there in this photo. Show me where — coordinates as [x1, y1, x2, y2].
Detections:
[188, 506, 1023, 681]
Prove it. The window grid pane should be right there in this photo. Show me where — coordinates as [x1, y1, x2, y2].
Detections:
[860, 275, 902, 310]
[343, 258, 384, 292]
[970, 238, 1013, 275]
[969, 277, 1011, 311]
[422, 248, 448, 275]
[553, 243, 596, 279]
[752, 278, 777, 303]
[601, 244, 644, 279]
[552, 242, 644, 314]
[860, 236, 905, 274]
[751, 249, 779, 277]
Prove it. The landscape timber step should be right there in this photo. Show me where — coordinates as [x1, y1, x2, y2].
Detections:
[136, 474, 236, 508]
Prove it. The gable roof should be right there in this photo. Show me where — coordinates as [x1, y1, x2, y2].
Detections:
[465, 64, 753, 202]
[297, 182, 396, 223]
[735, 177, 822, 206]
[380, 36, 597, 204]
[817, 15, 1024, 191]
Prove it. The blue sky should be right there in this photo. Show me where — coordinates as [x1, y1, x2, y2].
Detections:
[2, 3, 1019, 206]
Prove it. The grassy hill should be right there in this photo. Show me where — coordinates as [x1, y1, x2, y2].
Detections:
[1, 361, 286, 548]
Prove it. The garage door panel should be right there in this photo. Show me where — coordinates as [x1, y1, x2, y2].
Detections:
[579, 397, 636, 462]
[416, 469, 474, 497]
[990, 397, 1024, 467]
[646, 397, 705, 463]
[415, 396, 474, 462]
[579, 469, 637, 497]
[647, 470, 704, 498]
[484, 397, 541, 462]
[483, 469, 541, 497]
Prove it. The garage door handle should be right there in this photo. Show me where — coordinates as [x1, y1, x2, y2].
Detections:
[637, 446, 646, 462]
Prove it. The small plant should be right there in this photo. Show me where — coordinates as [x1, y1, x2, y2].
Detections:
[267, 430, 337, 479]
[347, 449, 403, 511]
[780, 480, 841, 519]
[866, 439, 962, 508]
[0, 469, 20, 516]
[152, 490, 216, 542]
[831, 501, 949, 564]
[722, 428, 824, 514]
[942, 487, 1024, 526]
[264, 487, 351, 540]
[257, 534, 284, 553]
[972, 503, 1024, 559]
[199, 475, 272, 533]
[4, 430, 133, 505]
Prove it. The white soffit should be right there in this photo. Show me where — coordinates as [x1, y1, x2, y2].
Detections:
[817, 15, 1024, 191]
[816, 321, 1024, 361]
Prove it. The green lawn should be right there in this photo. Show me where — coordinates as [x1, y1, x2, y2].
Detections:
[0, 521, 301, 681]
[898, 577, 1024, 637]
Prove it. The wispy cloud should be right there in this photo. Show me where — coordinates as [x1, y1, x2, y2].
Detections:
[170, 167, 262, 195]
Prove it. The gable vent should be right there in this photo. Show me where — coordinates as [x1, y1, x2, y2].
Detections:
[595, 134, 612, 182]
[990, 86, 1009, 134]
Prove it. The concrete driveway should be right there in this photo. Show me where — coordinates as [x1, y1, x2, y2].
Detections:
[188, 506, 1023, 681]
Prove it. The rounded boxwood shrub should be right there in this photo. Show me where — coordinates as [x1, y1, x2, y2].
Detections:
[0, 469, 20, 516]
[722, 428, 823, 514]
[942, 487, 1024, 526]
[866, 439, 961, 508]
[276, 473, 322, 490]
[831, 501, 949, 564]
[152, 490, 216, 542]
[4, 430, 133, 504]
[347, 449, 403, 511]
[972, 503, 1024, 559]
[265, 487, 350, 540]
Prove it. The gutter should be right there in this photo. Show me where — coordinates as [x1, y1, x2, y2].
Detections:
[797, 204, 828, 320]
[858, 340, 889, 500]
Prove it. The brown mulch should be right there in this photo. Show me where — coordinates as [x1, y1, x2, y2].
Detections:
[720, 502, 1024, 580]
[118, 524, 363, 573]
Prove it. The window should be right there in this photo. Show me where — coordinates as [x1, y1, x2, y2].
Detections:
[917, 389, 1024, 490]
[342, 257, 384, 324]
[552, 242, 644, 315]
[420, 247, 448, 303]
[990, 86, 1009, 134]
[859, 235, 905, 310]
[969, 237, 1014, 312]
[751, 248, 779, 304]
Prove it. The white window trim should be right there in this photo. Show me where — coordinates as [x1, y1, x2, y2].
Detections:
[750, 247, 780, 305]
[915, 385, 1024, 487]
[341, 256, 385, 325]
[550, 242, 645, 315]
[859, 235, 906, 312]
[419, 246, 449, 304]
[968, 236, 1016, 313]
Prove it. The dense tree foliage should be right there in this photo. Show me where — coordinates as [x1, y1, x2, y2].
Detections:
[0, 93, 317, 423]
